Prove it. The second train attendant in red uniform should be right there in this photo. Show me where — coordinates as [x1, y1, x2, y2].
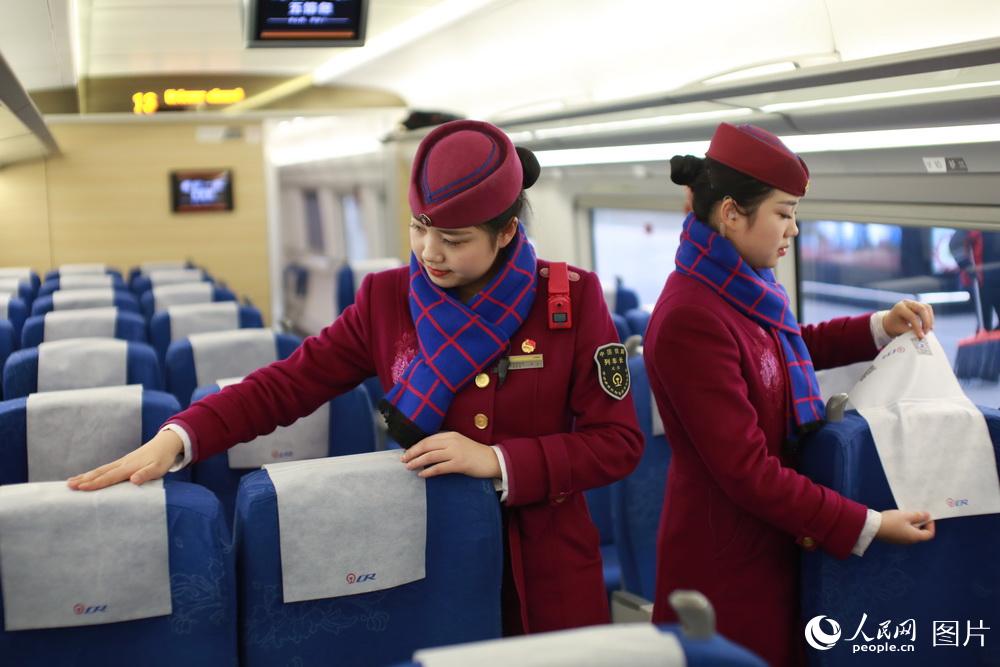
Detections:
[69, 120, 643, 634]
[645, 123, 937, 666]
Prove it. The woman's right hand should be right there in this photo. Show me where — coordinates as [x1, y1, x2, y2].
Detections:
[67, 429, 184, 491]
[876, 510, 936, 544]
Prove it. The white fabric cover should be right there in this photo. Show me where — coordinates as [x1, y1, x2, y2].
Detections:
[152, 282, 213, 312]
[0, 480, 171, 631]
[0, 278, 25, 298]
[415, 624, 687, 667]
[188, 328, 277, 387]
[37, 338, 128, 392]
[263, 450, 426, 603]
[147, 269, 204, 287]
[140, 260, 187, 274]
[0, 294, 9, 320]
[0, 268, 32, 281]
[26, 385, 143, 482]
[51, 287, 116, 311]
[218, 376, 330, 468]
[43, 307, 118, 342]
[58, 263, 107, 275]
[167, 302, 239, 343]
[849, 332, 1000, 520]
[58, 274, 114, 290]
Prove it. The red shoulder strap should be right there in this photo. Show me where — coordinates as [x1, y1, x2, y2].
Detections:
[547, 262, 572, 330]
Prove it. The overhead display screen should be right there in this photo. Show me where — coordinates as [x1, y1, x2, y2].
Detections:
[246, 0, 368, 47]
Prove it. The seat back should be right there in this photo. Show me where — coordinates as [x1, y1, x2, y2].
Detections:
[141, 284, 236, 319]
[0, 296, 28, 343]
[611, 356, 670, 601]
[624, 308, 651, 340]
[336, 258, 403, 314]
[2, 340, 162, 399]
[0, 321, 14, 397]
[30, 289, 140, 317]
[164, 331, 301, 407]
[0, 279, 34, 307]
[235, 470, 502, 667]
[149, 303, 263, 364]
[21, 309, 148, 348]
[38, 273, 126, 297]
[0, 481, 236, 667]
[611, 313, 631, 343]
[192, 382, 376, 526]
[131, 269, 210, 296]
[799, 409, 1000, 666]
[44, 265, 123, 281]
[0, 268, 40, 291]
[0, 387, 183, 485]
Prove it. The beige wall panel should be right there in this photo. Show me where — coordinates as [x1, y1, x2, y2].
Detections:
[0, 159, 52, 271]
[45, 123, 271, 322]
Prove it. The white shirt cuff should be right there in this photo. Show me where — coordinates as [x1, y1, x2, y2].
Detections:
[162, 424, 193, 472]
[870, 311, 893, 349]
[491, 445, 509, 502]
[852, 509, 883, 556]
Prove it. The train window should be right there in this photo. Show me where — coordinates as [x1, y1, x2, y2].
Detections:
[303, 189, 324, 252]
[341, 191, 368, 262]
[590, 207, 686, 308]
[798, 218, 999, 406]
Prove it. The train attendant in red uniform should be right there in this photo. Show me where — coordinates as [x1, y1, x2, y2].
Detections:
[69, 119, 643, 635]
[644, 122, 937, 666]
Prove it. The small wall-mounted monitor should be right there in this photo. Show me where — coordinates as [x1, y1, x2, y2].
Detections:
[170, 170, 234, 213]
[245, 0, 368, 47]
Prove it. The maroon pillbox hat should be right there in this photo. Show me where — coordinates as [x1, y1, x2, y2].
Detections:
[706, 123, 810, 197]
[409, 120, 523, 229]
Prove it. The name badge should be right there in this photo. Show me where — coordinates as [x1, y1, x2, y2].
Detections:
[507, 354, 544, 370]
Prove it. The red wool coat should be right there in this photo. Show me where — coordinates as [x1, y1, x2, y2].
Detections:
[172, 261, 643, 634]
[644, 272, 878, 667]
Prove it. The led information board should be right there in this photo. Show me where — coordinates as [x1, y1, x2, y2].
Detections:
[246, 0, 368, 47]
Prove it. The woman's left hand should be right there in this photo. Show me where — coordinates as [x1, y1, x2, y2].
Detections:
[883, 300, 935, 339]
[402, 432, 501, 479]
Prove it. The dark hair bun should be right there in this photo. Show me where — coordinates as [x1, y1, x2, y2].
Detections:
[670, 155, 703, 186]
[516, 146, 541, 189]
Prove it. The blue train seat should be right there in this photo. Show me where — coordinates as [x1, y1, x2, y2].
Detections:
[0, 386, 186, 485]
[3, 340, 162, 400]
[44, 265, 124, 282]
[131, 269, 212, 297]
[799, 408, 1000, 666]
[0, 296, 28, 347]
[141, 284, 237, 319]
[191, 381, 376, 526]
[38, 273, 126, 297]
[149, 303, 263, 364]
[0, 481, 235, 667]
[0, 268, 40, 292]
[624, 307, 651, 340]
[584, 484, 622, 599]
[612, 356, 670, 601]
[0, 278, 35, 307]
[164, 330, 301, 407]
[21, 308, 148, 348]
[234, 470, 502, 667]
[0, 321, 14, 397]
[30, 289, 140, 317]
[336, 258, 403, 314]
[611, 313, 632, 343]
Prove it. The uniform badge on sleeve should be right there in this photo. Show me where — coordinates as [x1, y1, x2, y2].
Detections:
[594, 343, 630, 400]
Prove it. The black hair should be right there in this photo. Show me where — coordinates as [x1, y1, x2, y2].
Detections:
[669, 155, 773, 225]
[479, 146, 540, 240]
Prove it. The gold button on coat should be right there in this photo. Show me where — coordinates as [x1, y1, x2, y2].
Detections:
[801, 537, 816, 549]
[475, 373, 490, 388]
[474, 413, 489, 430]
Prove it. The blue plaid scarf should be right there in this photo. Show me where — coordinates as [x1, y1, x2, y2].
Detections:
[674, 213, 824, 439]
[380, 224, 537, 448]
